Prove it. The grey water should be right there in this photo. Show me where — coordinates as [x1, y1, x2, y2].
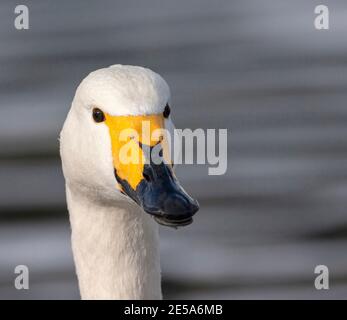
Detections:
[1, 0, 347, 299]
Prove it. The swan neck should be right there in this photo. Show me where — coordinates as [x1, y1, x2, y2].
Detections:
[66, 185, 162, 299]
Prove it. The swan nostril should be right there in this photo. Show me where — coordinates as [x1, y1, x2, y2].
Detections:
[143, 165, 155, 182]
[143, 172, 151, 182]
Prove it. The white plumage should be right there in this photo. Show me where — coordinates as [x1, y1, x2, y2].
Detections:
[60, 65, 176, 299]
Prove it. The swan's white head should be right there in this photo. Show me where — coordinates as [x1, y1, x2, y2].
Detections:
[60, 65, 198, 227]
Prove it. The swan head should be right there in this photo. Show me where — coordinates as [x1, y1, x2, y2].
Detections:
[60, 65, 199, 227]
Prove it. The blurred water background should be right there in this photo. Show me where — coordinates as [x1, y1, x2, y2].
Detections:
[1, 0, 347, 299]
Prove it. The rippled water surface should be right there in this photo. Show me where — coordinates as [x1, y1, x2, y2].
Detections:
[0, 0, 347, 299]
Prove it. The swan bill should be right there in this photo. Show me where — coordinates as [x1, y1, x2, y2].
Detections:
[104, 113, 199, 226]
[114, 161, 199, 227]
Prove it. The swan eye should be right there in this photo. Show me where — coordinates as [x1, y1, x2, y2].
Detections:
[92, 108, 105, 123]
[163, 104, 170, 118]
